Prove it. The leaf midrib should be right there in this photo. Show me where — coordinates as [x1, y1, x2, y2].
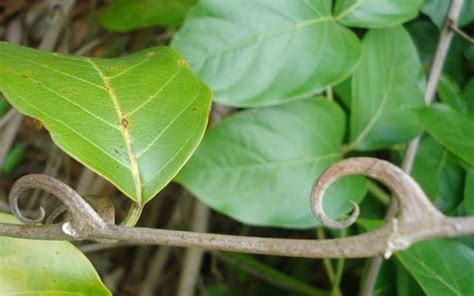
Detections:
[86, 58, 143, 203]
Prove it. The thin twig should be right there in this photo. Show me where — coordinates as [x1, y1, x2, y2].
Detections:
[451, 24, 474, 44]
[0, 109, 18, 130]
[0, 113, 22, 167]
[316, 227, 336, 282]
[177, 200, 210, 296]
[140, 196, 182, 296]
[360, 1, 465, 295]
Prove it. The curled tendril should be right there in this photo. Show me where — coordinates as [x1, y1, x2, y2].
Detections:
[8, 174, 109, 237]
[310, 157, 443, 229]
[9, 198, 46, 224]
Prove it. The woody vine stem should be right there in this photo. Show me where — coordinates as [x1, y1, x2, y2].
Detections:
[0, 157, 474, 259]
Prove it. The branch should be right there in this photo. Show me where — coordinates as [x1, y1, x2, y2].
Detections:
[361, 1, 465, 294]
[0, 157, 473, 259]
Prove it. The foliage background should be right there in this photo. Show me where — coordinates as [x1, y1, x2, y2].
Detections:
[0, 0, 473, 295]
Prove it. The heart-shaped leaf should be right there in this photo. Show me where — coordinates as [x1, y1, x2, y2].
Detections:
[176, 99, 367, 228]
[171, 0, 361, 107]
[334, 0, 424, 28]
[349, 26, 425, 150]
[0, 213, 111, 295]
[0, 43, 212, 205]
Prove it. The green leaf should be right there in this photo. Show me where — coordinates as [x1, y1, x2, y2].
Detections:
[438, 75, 467, 114]
[176, 99, 367, 228]
[464, 168, 474, 215]
[171, 0, 361, 107]
[0, 43, 211, 205]
[0, 213, 111, 295]
[373, 260, 397, 296]
[0, 143, 24, 176]
[422, 0, 474, 28]
[0, 94, 8, 116]
[396, 262, 425, 296]
[407, 20, 467, 83]
[397, 239, 474, 296]
[350, 26, 425, 150]
[100, 0, 198, 32]
[417, 104, 474, 166]
[334, 77, 352, 108]
[334, 0, 423, 28]
[411, 138, 464, 212]
[462, 77, 474, 114]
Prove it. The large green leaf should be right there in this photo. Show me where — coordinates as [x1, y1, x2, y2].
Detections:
[397, 239, 474, 296]
[411, 138, 464, 212]
[0, 43, 211, 205]
[100, 0, 198, 32]
[422, 0, 474, 28]
[350, 26, 425, 150]
[171, 0, 361, 107]
[176, 99, 367, 228]
[334, 0, 423, 28]
[0, 213, 111, 295]
[417, 104, 474, 166]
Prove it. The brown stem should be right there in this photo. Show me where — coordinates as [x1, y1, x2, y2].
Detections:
[0, 157, 473, 260]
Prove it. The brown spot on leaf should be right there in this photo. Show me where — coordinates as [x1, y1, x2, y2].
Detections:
[21, 74, 28, 79]
[179, 59, 188, 67]
[192, 107, 198, 112]
[146, 51, 155, 58]
[121, 118, 129, 128]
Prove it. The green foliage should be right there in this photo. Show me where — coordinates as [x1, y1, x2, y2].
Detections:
[171, 0, 361, 107]
[100, 0, 197, 32]
[417, 104, 474, 166]
[465, 169, 474, 216]
[1, 1, 473, 293]
[411, 138, 463, 212]
[177, 99, 366, 228]
[437, 75, 467, 113]
[397, 239, 474, 296]
[462, 78, 474, 114]
[422, 0, 474, 28]
[349, 26, 425, 150]
[334, 0, 424, 28]
[0, 144, 24, 176]
[0, 43, 211, 206]
[0, 213, 111, 295]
